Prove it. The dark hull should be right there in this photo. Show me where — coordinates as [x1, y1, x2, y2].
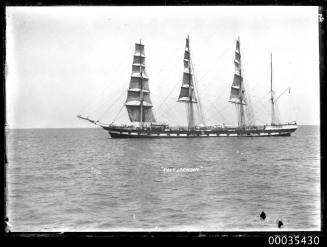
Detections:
[102, 125, 297, 138]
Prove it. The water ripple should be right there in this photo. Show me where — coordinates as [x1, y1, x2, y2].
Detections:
[6, 126, 320, 231]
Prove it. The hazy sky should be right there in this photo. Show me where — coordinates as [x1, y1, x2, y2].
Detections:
[6, 6, 320, 128]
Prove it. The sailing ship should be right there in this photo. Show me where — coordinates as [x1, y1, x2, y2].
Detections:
[77, 36, 297, 138]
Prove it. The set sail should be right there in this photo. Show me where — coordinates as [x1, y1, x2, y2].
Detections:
[229, 37, 249, 127]
[229, 38, 246, 105]
[178, 36, 198, 103]
[125, 42, 156, 123]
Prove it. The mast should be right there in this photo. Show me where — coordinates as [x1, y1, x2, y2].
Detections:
[229, 37, 246, 128]
[270, 53, 276, 125]
[125, 41, 156, 125]
[177, 35, 198, 129]
[139, 40, 144, 128]
[187, 35, 195, 129]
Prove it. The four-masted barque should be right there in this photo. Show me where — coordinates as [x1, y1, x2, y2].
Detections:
[78, 36, 297, 138]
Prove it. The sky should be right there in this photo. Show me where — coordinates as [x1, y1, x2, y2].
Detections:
[6, 6, 320, 128]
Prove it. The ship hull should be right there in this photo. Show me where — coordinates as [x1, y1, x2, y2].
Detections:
[102, 125, 297, 138]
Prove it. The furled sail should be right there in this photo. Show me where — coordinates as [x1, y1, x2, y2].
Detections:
[229, 38, 246, 105]
[125, 42, 156, 122]
[177, 36, 197, 103]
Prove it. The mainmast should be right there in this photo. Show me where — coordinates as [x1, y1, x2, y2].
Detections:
[125, 41, 156, 126]
[177, 35, 198, 129]
[229, 37, 246, 127]
[139, 40, 144, 128]
[270, 53, 276, 125]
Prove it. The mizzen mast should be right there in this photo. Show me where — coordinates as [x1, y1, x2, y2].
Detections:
[270, 53, 276, 125]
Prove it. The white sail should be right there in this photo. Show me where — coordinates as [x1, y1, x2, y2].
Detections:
[178, 36, 198, 103]
[229, 38, 246, 105]
[125, 41, 156, 123]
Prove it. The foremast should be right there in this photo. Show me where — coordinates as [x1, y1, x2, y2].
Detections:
[125, 40, 156, 128]
[177, 35, 201, 129]
[229, 37, 247, 128]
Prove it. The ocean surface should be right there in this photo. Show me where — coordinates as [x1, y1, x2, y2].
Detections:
[6, 125, 320, 232]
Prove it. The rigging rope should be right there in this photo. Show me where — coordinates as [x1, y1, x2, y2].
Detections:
[111, 104, 126, 124]
[205, 101, 232, 125]
[156, 100, 185, 125]
[87, 87, 123, 117]
[155, 79, 181, 112]
[81, 61, 130, 114]
[97, 89, 127, 121]
[191, 60, 206, 126]
[193, 48, 229, 89]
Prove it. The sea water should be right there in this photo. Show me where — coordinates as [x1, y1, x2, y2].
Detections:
[6, 125, 320, 231]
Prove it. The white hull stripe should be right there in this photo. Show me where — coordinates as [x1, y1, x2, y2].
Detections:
[109, 131, 290, 136]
